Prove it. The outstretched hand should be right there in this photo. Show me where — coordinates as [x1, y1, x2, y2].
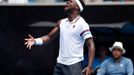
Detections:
[24, 34, 35, 49]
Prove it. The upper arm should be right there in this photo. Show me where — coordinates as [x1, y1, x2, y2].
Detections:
[41, 20, 61, 42]
[47, 20, 61, 39]
[86, 38, 94, 48]
[82, 23, 94, 48]
[80, 22, 92, 40]
[126, 59, 134, 75]
[85, 38, 95, 66]
[55, 20, 61, 28]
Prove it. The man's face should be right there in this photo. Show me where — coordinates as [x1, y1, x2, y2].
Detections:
[112, 48, 123, 59]
[64, 0, 78, 12]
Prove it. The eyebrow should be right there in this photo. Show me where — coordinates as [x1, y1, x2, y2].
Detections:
[113, 48, 122, 51]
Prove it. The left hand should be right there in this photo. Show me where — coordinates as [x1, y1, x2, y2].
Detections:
[82, 66, 92, 75]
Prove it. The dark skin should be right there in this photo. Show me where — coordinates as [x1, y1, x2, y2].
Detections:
[112, 48, 123, 63]
[24, 0, 95, 75]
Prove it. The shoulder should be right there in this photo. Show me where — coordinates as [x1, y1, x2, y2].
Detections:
[78, 17, 89, 28]
[58, 18, 68, 24]
[56, 18, 67, 27]
[79, 16, 88, 24]
[102, 57, 112, 65]
[122, 57, 132, 63]
[60, 18, 68, 22]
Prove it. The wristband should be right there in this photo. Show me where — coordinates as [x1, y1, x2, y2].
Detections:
[35, 38, 43, 45]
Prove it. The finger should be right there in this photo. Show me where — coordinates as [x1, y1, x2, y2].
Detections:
[26, 44, 29, 48]
[29, 45, 32, 49]
[26, 44, 30, 48]
[82, 68, 86, 72]
[28, 34, 33, 38]
[85, 70, 89, 75]
[25, 39, 30, 41]
[24, 42, 28, 45]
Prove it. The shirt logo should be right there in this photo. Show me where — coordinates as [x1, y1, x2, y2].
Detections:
[73, 25, 75, 28]
[120, 64, 123, 67]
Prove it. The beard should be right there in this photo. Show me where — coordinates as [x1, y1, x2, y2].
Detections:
[113, 54, 121, 60]
[64, 8, 75, 17]
[64, 8, 71, 14]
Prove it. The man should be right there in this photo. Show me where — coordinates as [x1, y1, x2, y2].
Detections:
[24, 0, 95, 75]
[97, 41, 133, 75]
[92, 46, 110, 74]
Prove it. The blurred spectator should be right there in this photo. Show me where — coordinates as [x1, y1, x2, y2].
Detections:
[84, 0, 103, 2]
[119, 0, 133, 1]
[37, 0, 54, 3]
[97, 41, 133, 75]
[8, 0, 28, 3]
[56, 0, 65, 2]
[36, 0, 65, 3]
[82, 45, 110, 74]
[103, 0, 134, 1]
[0, 0, 8, 3]
[92, 46, 110, 73]
[29, 0, 36, 3]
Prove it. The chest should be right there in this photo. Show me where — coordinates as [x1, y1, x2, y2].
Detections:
[106, 62, 126, 73]
[60, 22, 80, 36]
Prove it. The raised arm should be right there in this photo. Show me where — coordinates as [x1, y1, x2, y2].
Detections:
[40, 20, 60, 43]
[24, 20, 61, 49]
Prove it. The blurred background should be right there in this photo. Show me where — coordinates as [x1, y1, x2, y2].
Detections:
[0, 0, 134, 75]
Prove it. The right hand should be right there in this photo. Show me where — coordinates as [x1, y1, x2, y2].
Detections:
[82, 66, 92, 75]
[24, 34, 35, 49]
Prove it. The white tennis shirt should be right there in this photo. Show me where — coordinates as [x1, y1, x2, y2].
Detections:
[57, 16, 93, 65]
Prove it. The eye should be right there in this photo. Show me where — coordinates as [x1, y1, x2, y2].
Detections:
[69, 0, 72, 2]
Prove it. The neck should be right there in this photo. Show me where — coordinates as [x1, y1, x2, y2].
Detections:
[68, 10, 80, 22]
[114, 57, 122, 63]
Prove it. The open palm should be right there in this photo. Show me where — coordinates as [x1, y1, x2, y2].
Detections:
[24, 34, 35, 49]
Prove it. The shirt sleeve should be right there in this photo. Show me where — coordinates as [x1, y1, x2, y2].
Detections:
[126, 59, 134, 75]
[97, 60, 107, 75]
[80, 23, 92, 40]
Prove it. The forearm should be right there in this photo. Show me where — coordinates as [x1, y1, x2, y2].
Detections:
[88, 44, 95, 67]
[42, 27, 59, 41]
[88, 48, 95, 67]
[35, 33, 58, 45]
[47, 26, 59, 40]
[40, 35, 50, 43]
[33, 35, 51, 46]
[41, 20, 60, 43]
[35, 20, 60, 45]
[87, 38, 95, 68]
